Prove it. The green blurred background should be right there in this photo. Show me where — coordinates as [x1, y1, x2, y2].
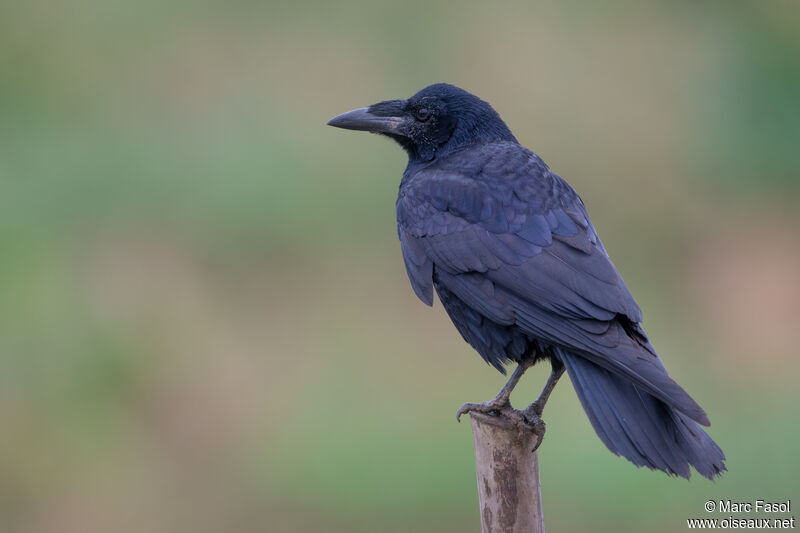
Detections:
[2, 1, 799, 532]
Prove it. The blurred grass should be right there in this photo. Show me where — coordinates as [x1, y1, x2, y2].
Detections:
[1, 1, 799, 532]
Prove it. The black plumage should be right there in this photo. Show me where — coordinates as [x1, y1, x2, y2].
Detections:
[328, 83, 725, 479]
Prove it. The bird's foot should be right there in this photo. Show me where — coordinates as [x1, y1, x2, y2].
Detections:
[523, 400, 544, 419]
[521, 407, 546, 439]
[519, 402, 548, 441]
[457, 398, 546, 442]
[456, 397, 511, 423]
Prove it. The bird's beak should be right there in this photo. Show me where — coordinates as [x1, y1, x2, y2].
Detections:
[327, 107, 404, 135]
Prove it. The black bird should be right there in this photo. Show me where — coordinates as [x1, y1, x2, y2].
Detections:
[328, 83, 725, 479]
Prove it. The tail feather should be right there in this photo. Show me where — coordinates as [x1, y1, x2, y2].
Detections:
[559, 349, 726, 479]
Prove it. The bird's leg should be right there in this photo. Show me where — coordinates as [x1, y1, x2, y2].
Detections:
[456, 360, 533, 422]
[523, 359, 565, 418]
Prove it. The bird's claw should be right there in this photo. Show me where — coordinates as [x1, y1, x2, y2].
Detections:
[523, 410, 546, 439]
[457, 398, 546, 443]
[456, 398, 510, 422]
[523, 400, 544, 418]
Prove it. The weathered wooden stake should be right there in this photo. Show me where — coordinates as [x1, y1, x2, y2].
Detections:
[469, 411, 545, 533]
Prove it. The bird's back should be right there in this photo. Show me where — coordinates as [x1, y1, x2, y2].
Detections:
[397, 140, 642, 327]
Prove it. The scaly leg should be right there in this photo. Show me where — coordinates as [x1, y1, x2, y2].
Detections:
[456, 360, 533, 422]
[523, 359, 565, 418]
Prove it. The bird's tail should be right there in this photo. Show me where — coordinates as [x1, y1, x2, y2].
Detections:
[558, 349, 726, 479]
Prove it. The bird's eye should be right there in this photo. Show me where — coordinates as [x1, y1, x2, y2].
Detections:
[416, 107, 431, 122]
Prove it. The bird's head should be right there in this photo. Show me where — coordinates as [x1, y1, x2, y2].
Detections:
[327, 83, 517, 165]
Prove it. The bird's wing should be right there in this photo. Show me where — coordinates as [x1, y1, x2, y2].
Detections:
[396, 145, 708, 425]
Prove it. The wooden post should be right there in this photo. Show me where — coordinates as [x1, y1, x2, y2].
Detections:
[469, 411, 545, 533]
